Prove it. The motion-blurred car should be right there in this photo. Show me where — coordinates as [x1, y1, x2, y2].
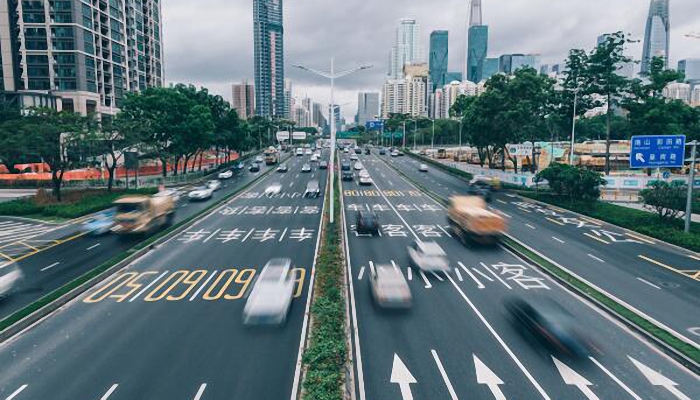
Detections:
[353, 162, 363, 171]
[154, 189, 182, 204]
[364, 148, 371, 155]
[343, 148, 350, 154]
[359, 175, 373, 186]
[397, 151, 404, 156]
[504, 297, 592, 358]
[342, 170, 354, 181]
[370, 264, 412, 309]
[0, 262, 23, 299]
[310, 154, 319, 162]
[319, 161, 328, 169]
[254, 156, 264, 163]
[466, 184, 492, 202]
[82, 209, 116, 235]
[390, 151, 399, 157]
[277, 164, 289, 172]
[355, 210, 379, 235]
[379, 149, 386, 155]
[354, 148, 362, 155]
[243, 258, 295, 326]
[350, 154, 358, 161]
[207, 180, 222, 191]
[218, 170, 233, 180]
[265, 182, 282, 196]
[296, 148, 304, 156]
[305, 149, 313, 155]
[304, 180, 321, 198]
[301, 163, 312, 173]
[407, 240, 449, 272]
[188, 186, 214, 201]
[234, 162, 246, 171]
[341, 162, 351, 171]
[419, 164, 429, 172]
[249, 163, 260, 172]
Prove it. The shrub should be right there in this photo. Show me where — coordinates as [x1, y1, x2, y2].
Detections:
[640, 181, 687, 220]
[536, 164, 606, 203]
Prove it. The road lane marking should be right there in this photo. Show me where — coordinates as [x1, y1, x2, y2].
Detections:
[498, 211, 512, 218]
[588, 357, 642, 400]
[546, 217, 565, 226]
[437, 225, 452, 237]
[129, 271, 170, 302]
[688, 255, 700, 261]
[189, 270, 218, 301]
[86, 243, 101, 251]
[480, 262, 511, 289]
[203, 229, 221, 243]
[496, 199, 507, 204]
[455, 267, 463, 281]
[5, 385, 28, 400]
[587, 254, 605, 263]
[624, 233, 655, 244]
[41, 262, 61, 272]
[357, 266, 365, 280]
[369, 261, 376, 275]
[18, 241, 39, 251]
[518, 208, 532, 213]
[419, 270, 433, 288]
[583, 233, 609, 244]
[0, 252, 14, 261]
[407, 268, 412, 281]
[636, 277, 661, 289]
[445, 273, 552, 400]
[525, 223, 536, 230]
[459, 262, 484, 289]
[551, 237, 565, 244]
[638, 255, 678, 273]
[431, 350, 458, 400]
[472, 267, 493, 282]
[193, 384, 207, 400]
[430, 271, 444, 281]
[100, 384, 118, 400]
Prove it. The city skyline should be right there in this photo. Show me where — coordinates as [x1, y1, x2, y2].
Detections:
[163, 0, 699, 119]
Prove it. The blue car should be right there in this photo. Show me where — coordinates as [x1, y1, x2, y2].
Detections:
[83, 209, 116, 235]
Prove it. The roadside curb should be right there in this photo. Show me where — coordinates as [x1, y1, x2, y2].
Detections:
[0, 159, 281, 344]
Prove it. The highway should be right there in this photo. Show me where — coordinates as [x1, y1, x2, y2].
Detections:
[0, 159, 279, 322]
[343, 152, 699, 400]
[385, 154, 700, 348]
[0, 152, 327, 399]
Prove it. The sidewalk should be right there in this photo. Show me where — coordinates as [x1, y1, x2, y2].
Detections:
[609, 201, 700, 223]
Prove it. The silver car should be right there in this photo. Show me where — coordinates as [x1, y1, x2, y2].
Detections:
[407, 240, 449, 272]
[243, 258, 295, 326]
[0, 262, 23, 299]
[370, 265, 412, 309]
[304, 180, 320, 198]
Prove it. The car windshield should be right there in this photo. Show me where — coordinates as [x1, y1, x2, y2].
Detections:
[115, 202, 144, 213]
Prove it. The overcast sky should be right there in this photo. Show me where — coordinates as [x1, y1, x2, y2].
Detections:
[163, 0, 698, 120]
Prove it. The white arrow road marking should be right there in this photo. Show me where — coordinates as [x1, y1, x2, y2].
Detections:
[391, 354, 417, 400]
[432, 350, 458, 400]
[5, 385, 28, 400]
[589, 357, 641, 400]
[474, 355, 506, 400]
[552, 357, 599, 400]
[629, 357, 691, 400]
[418, 270, 432, 288]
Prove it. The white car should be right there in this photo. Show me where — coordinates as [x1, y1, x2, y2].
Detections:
[343, 148, 350, 154]
[310, 154, 319, 162]
[350, 154, 358, 161]
[206, 180, 222, 191]
[353, 162, 363, 171]
[218, 170, 233, 179]
[358, 169, 370, 178]
[0, 262, 23, 298]
[243, 258, 295, 326]
[419, 164, 429, 172]
[301, 164, 312, 173]
[391, 151, 399, 157]
[255, 156, 264, 163]
[370, 264, 412, 309]
[188, 186, 214, 201]
[407, 240, 449, 272]
[296, 148, 304, 156]
[265, 182, 283, 196]
[154, 189, 181, 203]
[305, 149, 313, 155]
[359, 175, 373, 186]
[304, 180, 321, 198]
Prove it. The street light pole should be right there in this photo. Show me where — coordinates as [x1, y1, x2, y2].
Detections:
[431, 118, 435, 149]
[569, 89, 579, 165]
[293, 61, 372, 224]
[402, 121, 406, 148]
[685, 140, 697, 233]
[413, 119, 418, 149]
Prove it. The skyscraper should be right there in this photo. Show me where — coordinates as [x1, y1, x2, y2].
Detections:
[678, 59, 700, 84]
[429, 31, 449, 91]
[232, 80, 255, 120]
[388, 19, 421, 79]
[357, 92, 380, 126]
[0, 0, 163, 115]
[254, 0, 286, 118]
[466, 0, 488, 83]
[641, 0, 670, 74]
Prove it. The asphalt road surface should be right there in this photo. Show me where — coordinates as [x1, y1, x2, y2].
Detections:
[343, 152, 699, 400]
[0, 152, 328, 400]
[386, 154, 700, 348]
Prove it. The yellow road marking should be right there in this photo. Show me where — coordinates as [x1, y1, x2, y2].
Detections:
[583, 232, 610, 244]
[625, 233, 655, 244]
[0, 252, 14, 261]
[550, 206, 567, 213]
[546, 217, 565, 226]
[18, 241, 39, 251]
[638, 255, 680, 274]
[693, 271, 700, 279]
[10, 232, 87, 264]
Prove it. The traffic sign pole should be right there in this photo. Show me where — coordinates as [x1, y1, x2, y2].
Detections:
[685, 141, 697, 233]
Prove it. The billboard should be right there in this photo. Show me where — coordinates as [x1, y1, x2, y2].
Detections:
[507, 142, 533, 156]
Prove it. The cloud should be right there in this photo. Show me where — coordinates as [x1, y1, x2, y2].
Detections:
[164, 0, 697, 120]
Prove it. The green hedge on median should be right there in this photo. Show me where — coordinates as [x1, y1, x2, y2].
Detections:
[521, 192, 700, 253]
[301, 180, 346, 400]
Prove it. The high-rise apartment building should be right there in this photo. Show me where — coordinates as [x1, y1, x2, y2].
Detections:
[429, 30, 448, 91]
[232, 80, 255, 120]
[312, 102, 327, 129]
[678, 59, 700, 84]
[388, 18, 421, 79]
[357, 92, 379, 126]
[445, 71, 462, 83]
[483, 58, 499, 80]
[381, 79, 407, 118]
[641, 0, 670, 74]
[499, 54, 540, 74]
[663, 82, 691, 104]
[466, 0, 488, 83]
[0, 0, 163, 115]
[254, 0, 285, 118]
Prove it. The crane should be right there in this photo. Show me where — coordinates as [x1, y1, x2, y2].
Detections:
[685, 32, 700, 39]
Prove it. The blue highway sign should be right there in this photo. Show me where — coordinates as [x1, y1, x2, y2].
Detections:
[630, 135, 685, 168]
[366, 120, 384, 131]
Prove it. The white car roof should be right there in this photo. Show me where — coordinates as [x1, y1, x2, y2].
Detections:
[416, 241, 446, 256]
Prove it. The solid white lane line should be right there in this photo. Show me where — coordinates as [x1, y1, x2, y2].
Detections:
[5, 385, 28, 400]
[455, 267, 463, 281]
[130, 271, 169, 302]
[496, 199, 507, 204]
[419, 270, 433, 288]
[357, 266, 365, 280]
[437, 225, 452, 237]
[430, 271, 444, 281]
[459, 262, 484, 289]
[203, 229, 221, 243]
[445, 273, 552, 400]
[190, 271, 218, 301]
[431, 350, 459, 400]
[100, 384, 118, 400]
[636, 277, 661, 290]
[551, 236, 565, 244]
[589, 357, 642, 400]
[472, 268, 494, 282]
[193, 384, 207, 400]
[525, 223, 536, 230]
[480, 262, 512, 289]
[688, 254, 700, 261]
[41, 262, 60, 272]
[407, 267, 413, 281]
[86, 243, 101, 251]
[369, 261, 376, 275]
[587, 254, 605, 263]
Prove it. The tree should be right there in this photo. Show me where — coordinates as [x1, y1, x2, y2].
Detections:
[86, 114, 143, 192]
[585, 32, 634, 175]
[536, 163, 606, 203]
[640, 181, 687, 220]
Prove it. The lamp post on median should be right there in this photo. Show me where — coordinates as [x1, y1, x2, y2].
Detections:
[293, 60, 373, 224]
[685, 141, 698, 233]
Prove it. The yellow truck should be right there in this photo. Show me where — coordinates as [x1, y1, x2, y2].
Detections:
[447, 196, 507, 245]
[264, 146, 279, 165]
[112, 193, 176, 235]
